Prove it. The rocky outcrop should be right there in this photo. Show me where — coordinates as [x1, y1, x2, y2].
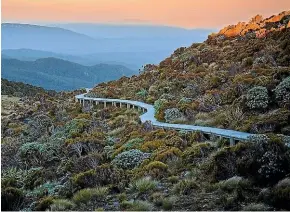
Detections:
[212, 11, 290, 39]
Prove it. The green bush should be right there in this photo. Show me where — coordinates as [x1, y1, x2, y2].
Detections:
[179, 97, 192, 104]
[23, 167, 44, 189]
[242, 57, 254, 67]
[154, 99, 168, 115]
[34, 196, 54, 211]
[27, 181, 63, 198]
[2, 167, 26, 188]
[121, 200, 153, 211]
[248, 135, 290, 185]
[162, 198, 174, 210]
[136, 89, 148, 99]
[123, 138, 144, 150]
[72, 169, 97, 188]
[182, 142, 214, 164]
[1, 187, 24, 211]
[112, 149, 150, 169]
[143, 161, 169, 179]
[19, 141, 60, 167]
[242, 203, 271, 211]
[164, 108, 185, 123]
[50, 199, 75, 211]
[64, 118, 90, 138]
[72, 187, 108, 205]
[217, 176, 251, 191]
[128, 177, 158, 195]
[205, 148, 237, 182]
[274, 76, 290, 107]
[271, 178, 290, 210]
[246, 86, 269, 109]
[72, 165, 126, 188]
[173, 179, 198, 195]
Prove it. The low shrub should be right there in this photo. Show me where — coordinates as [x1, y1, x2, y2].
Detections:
[1, 187, 24, 211]
[141, 140, 165, 152]
[274, 76, 290, 108]
[27, 181, 63, 199]
[182, 142, 214, 164]
[246, 86, 269, 110]
[34, 196, 54, 211]
[164, 108, 186, 123]
[143, 161, 168, 178]
[72, 169, 97, 188]
[173, 179, 198, 195]
[242, 203, 272, 211]
[128, 177, 158, 195]
[162, 198, 174, 210]
[155, 147, 182, 163]
[50, 199, 75, 211]
[121, 200, 153, 211]
[72, 187, 108, 205]
[270, 178, 290, 210]
[112, 149, 150, 169]
[217, 176, 252, 192]
[72, 165, 125, 188]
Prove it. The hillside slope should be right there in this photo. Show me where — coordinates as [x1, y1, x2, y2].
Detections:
[1, 78, 56, 97]
[1, 57, 135, 91]
[2, 11, 290, 212]
[89, 11, 290, 135]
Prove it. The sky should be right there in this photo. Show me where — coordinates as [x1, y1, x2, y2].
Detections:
[2, 0, 290, 28]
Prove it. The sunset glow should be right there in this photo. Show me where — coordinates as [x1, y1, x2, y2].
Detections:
[2, 0, 290, 28]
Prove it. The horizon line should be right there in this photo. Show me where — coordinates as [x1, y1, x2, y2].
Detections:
[1, 20, 218, 31]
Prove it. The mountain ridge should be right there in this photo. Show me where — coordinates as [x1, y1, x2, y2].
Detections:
[1, 57, 136, 91]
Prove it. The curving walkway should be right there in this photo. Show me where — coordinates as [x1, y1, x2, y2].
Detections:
[75, 93, 253, 145]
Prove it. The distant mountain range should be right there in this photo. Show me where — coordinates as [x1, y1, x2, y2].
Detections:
[1, 49, 161, 70]
[1, 23, 214, 91]
[2, 23, 214, 68]
[1, 57, 135, 91]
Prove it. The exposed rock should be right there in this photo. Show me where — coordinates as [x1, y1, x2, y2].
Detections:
[214, 10, 290, 39]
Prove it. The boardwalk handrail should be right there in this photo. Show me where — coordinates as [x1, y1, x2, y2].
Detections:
[75, 93, 253, 144]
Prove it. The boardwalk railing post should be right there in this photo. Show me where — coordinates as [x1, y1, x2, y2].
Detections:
[104, 102, 107, 108]
[230, 138, 235, 146]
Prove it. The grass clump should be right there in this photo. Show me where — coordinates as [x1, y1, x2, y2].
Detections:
[217, 176, 252, 191]
[173, 179, 198, 195]
[50, 199, 75, 211]
[121, 200, 154, 211]
[128, 177, 158, 195]
[72, 187, 108, 204]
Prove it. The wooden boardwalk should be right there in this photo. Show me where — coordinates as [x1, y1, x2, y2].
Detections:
[75, 93, 253, 145]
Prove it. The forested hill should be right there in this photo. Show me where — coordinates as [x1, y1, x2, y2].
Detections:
[1, 57, 135, 91]
[1, 78, 57, 97]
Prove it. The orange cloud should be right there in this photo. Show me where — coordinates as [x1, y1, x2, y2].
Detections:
[2, 0, 290, 28]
